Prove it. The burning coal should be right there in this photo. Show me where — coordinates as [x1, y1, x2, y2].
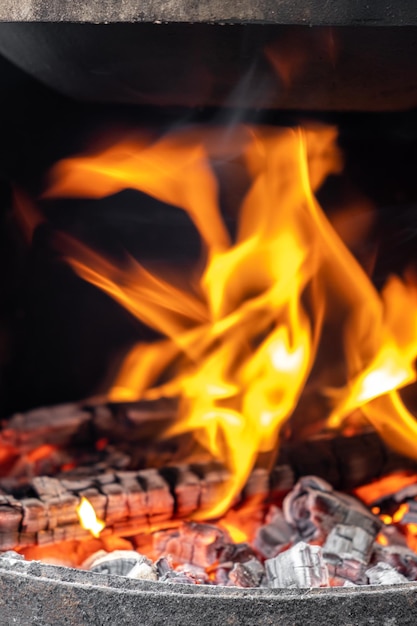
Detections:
[15, 123, 417, 520]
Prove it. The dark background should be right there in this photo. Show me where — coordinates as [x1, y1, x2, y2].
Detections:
[0, 34, 417, 417]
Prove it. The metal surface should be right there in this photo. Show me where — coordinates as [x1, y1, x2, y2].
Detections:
[0, 23, 417, 111]
[0, 0, 416, 25]
[0, 557, 416, 625]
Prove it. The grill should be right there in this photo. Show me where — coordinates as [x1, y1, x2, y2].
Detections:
[1, 3, 417, 624]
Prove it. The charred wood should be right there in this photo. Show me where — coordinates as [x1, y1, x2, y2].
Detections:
[228, 557, 265, 588]
[372, 543, 417, 581]
[2, 401, 417, 494]
[253, 505, 295, 559]
[323, 523, 375, 565]
[265, 541, 328, 588]
[283, 476, 382, 543]
[153, 522, 229, 569]
[366, 561, 409, 585]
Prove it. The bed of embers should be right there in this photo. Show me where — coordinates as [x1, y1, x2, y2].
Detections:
[2, 400, 417, 589]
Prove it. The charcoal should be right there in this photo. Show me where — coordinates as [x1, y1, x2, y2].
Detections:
[366, 562, 409, 585]
[84, 549, 157, 580]
[31, 476, 69, 501]
[228, 557, 265, 588]
[214, 567, 230, 586]
[60, 478, 94, 492]
[372, 544, 417, 580]
[45, 494, 80, 528]
[191, 463, 231, 513]
[325, 558, 368, 586]
[137, 469, 174, 523]
[253, 505, 294, 559]
[0, 495, 23, 531]
[20, 498, 48, 533]
[155, 556, 172, 577]
[0, 532, 19, 550]
[153, 522, 229, 568]
[219, 542, 257, 564]
[159, 571, 197, 584]
[283, 476, 381, 542]
[323, 524, 375, 564]
[116, 471, 147, 520]
[36, 526, 90, 545]
[155, 556, 197, 584]
[126, 558, 158, 581]
[99, 483, 129, 524]
[243, 557, 266, 586]
[160, 466, 201, 517]
[265, 541, 329, 588]
[175, 563, 209, 584]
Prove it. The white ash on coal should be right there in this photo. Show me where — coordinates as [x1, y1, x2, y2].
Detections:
[155, 557, 198, 584]
[265, 542, 329, 588]
[371, 543, 417, 581]
[4, 473, 417, 589]
[366, 562, 409, 585]
[323, 524, 375, 564]
[228, 558, 266, 588]
[253, 505, 294, 559]
[83, 550, 157, 580]
[283, 476, 382, 543]
[153, 522, 231, 569]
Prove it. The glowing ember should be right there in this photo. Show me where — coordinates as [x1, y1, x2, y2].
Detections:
[355, 473, 417, 505]
[77, 497, 105, 538]
[18, 123, 417, 520]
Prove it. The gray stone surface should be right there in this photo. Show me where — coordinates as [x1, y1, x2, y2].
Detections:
[1, 558, 417, 625]
[0, 0, 416, 25]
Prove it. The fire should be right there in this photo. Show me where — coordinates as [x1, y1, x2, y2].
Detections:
[77, 497, 105, 538]
[355, 473, 417, 505]
[22, 123, 417, 520]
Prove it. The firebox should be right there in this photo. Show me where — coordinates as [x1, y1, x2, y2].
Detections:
[1, 3, 417, 625]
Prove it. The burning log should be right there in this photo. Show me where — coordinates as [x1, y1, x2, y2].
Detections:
[2, 400, 417, 493]
[265, 542, 329, 588]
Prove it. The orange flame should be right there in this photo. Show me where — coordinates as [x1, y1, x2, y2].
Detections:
[38, 124, 417, 519]
[76, 497, 105, 538]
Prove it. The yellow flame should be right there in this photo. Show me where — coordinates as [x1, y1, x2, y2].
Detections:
[38, 123, 417, 520]
[76, 497, 105, 538]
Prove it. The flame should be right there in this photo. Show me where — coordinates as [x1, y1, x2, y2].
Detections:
[34, 123, 417, 519]
[77, 497, 105, 538]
